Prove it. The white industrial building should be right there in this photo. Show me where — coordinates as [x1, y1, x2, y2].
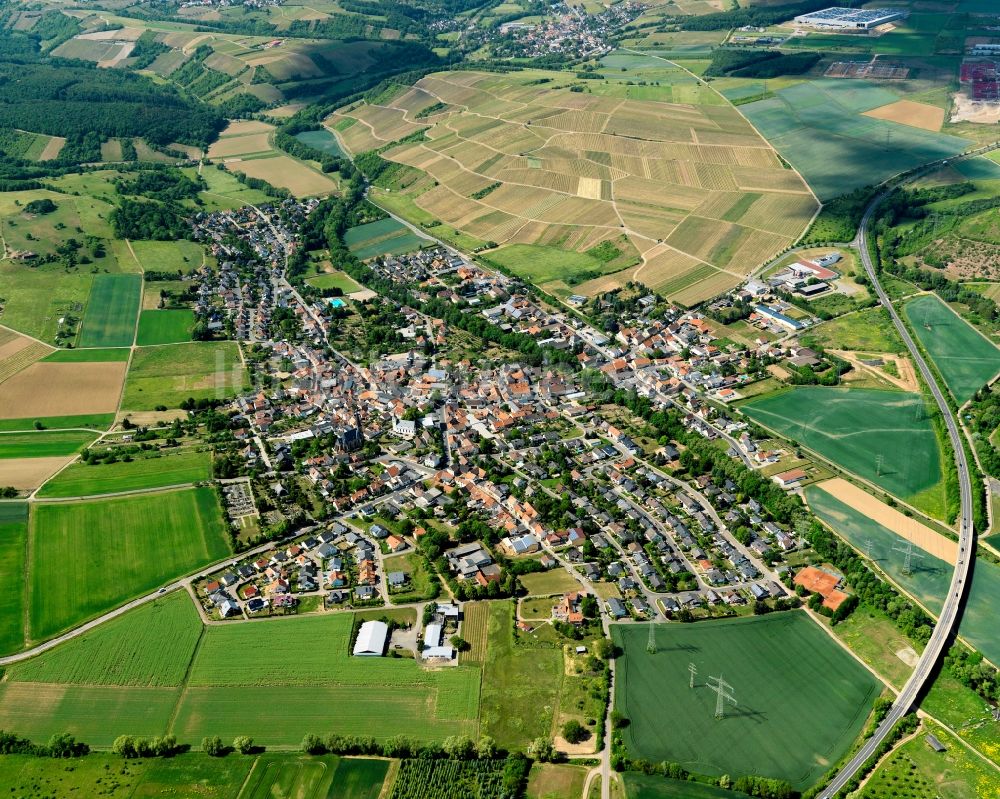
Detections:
[794, 7, 904, 30]
[353, 620, 389, 656]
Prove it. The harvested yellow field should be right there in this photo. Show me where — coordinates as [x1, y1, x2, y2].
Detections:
[577, 176, 602, 199]
[0, 362, 127, 418]
[207, 132, 273, 159]
[0, 456, 74, 490]
[218, 119, 275, 137]
[814, 478, 957, 564]
[863, 100, 945, 132]
[338, 69, 815, 303]
[228, 155, 336, 196]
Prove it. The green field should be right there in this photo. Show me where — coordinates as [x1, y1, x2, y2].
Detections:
[43, 348, 131, 363]
[122, 341, 248, 410]
[77, 274, 142, 348]
[239, 754, 387, 799]
[36, 448, 213, 498]
[612, 613, 880, 790]
[28, 487, 230, 641]
[136, 309, 196, 345]
[296, 128, 346, 157]
[0, 600, 479, 749]
[741, 387, 943, 506]
[9, 592, 202, 687]
[806, 485, 1000, 667]
[740, 80, 970, 200]
[0, 752, 256, 799]
[0, 682, 181, 746]
[344, 217, 426, 260]
[171, 612, 481, 746]
[622, 774, 753, 799]
[903, 294, 1000, 405]
[0, 262, 94, 343]
[0, 413, 115, 432]
[0, 503, 28, 655]
[0, 430, 97, 459]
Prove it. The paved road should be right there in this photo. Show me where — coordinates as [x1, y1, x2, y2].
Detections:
[817, 170, 979, 797]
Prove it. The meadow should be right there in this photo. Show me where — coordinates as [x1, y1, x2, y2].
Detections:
[344, 217, 426, 260]
[0, 752, 255, 799]
[36, 448, 213, 498]
[77, 274, 142, 348]
[129, 240, 205, 275]
[0, 429, 97, 458]
[335, 67, 815, 303]
[904, 294, 1000, 404]
[740, 387, 944, 510]
[137, 309, 196, 345]
[806, 484, 1000, 667]
[612, 613, 880, 790]
[0, 503, 28, 655]
[28, 487, 230, 640]
[739, 80, 970, 200]
[122, 341, 247, 410]
[305, 269, 363, 293]
[863, 722, 1000, 799]
[197, 166, 272, 210]
[480, 600, 562, 751]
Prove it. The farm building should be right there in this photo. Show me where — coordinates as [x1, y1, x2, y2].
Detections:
[353, 620, 389, 656]
[773, 469, 808, 489]
[794, 7, 904, 30]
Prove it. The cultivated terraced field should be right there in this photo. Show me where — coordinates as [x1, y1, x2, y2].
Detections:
[612, 612, 880, 790]
[331, 68, 817, 305]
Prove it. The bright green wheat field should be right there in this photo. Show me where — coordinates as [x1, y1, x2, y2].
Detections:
[28, 487, 230, 640]
[612, 612, 880, 790]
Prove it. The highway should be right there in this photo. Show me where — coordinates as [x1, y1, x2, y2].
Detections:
[817, 179, 978, 797]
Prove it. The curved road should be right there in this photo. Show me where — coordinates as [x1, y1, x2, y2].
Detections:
[817, 173, 978, 797]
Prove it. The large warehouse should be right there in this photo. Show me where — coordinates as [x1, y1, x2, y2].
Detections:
[794, 7, 904, 30]
[353, 620, 389, 656]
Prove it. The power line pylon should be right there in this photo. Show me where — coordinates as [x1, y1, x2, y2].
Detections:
[646, 620, 656, 654]
[688, 662, 697, 689]
[707, 674, 737, 720]
[893, 540, 925, 576]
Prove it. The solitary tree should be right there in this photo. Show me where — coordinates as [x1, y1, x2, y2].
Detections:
[233, 736, 254, 755]
[202, 736, 225, 757]
[561, 720, 587, 744]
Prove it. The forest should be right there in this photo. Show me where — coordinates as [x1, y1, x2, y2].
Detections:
[0, 52, 224, 148]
